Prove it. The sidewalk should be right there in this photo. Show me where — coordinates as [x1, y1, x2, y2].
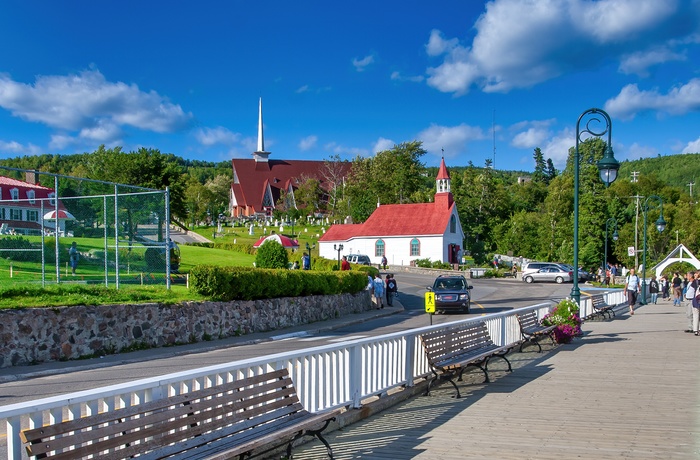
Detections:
[294, 301, 700, 459]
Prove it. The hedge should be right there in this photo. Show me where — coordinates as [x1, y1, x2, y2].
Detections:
[189, 266, 369, 301]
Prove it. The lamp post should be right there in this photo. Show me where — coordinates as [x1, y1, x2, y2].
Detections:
[604, 218, 619, 285]
[571, 108, 620, 303]
[641, 195, 666, 304]
[305, 242, 315, 270]
[334, 243, 344, 270]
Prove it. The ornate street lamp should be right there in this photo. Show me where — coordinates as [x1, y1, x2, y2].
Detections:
[334, 243, 344, 270]
[641, 195, 666, 304]
[571, 108, 620, 303]
[604, 218, 619, 285]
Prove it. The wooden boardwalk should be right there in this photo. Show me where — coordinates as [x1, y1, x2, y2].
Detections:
[295, 302, 700, 459]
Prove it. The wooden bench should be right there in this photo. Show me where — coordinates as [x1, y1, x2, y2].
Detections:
[591, 294, 616, 319]
[21, 368, 342, 460]
[516, 310, 556, 353]
[419, 321, 514, 398]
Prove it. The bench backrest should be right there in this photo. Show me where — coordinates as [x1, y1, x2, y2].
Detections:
[21, 368, 303, 459]
[591, 295, 607, 307]
[516, 310, 542, 330]
[419, 322, 494, 365]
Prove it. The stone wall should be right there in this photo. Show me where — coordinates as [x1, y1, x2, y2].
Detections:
[0, 291, 371, 368]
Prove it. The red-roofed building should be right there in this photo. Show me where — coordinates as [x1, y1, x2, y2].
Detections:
[0, 173, 67, 235]
[319, 158, 465, 266]
[230, 99, 350, 217]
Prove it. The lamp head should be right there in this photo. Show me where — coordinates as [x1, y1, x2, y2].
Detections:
[612, 230, 619, 241]
[655, 215, 667, 233]
[597, 145, 620, 186]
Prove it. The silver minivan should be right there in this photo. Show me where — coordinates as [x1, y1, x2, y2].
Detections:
[522, 262, 572, 284]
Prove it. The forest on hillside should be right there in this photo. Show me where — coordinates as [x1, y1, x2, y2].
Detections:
[2, 142, 699, 270]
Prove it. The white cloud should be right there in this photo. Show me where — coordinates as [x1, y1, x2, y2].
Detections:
[510, 119, 556, 148]
[299, 135, 318, 151]
[540, 128, 575, 170]
[627, 142, 658, 158]
[373, 137, 395, 153]
[0, 70, 193, 134]
[296, 85, 310, 93]
[426, 0, 699, 95]
[324, 142, 369, 157]
[425, 29, 459, 56]
[194, 126, 240, 146]
[0, 139, 42, 156]
[417, 123, 485, 157]
[352, 54, 375, 72]
[390, 71, 424, 83]
[604, 78, 700, 119]
[682, 136, 700, 153]
[619, 47, 686, 76]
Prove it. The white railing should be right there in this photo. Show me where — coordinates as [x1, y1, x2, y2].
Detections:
[0, 294, 622, 459]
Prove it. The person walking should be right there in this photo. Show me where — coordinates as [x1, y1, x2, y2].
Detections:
[68, 242, 79, 276]
[385, 274, 397, 307]
[624, 268, 641, 315]
[684, 271, 698, 333]
[649, 275, 659, 305]
[661, 275, 670, 300]
[672, 272, 683, 306]
[302, 252, 311, 270]
[373, 274, 385, 309]
[340, 256, 351, 271]
[381, 255, 387, 270]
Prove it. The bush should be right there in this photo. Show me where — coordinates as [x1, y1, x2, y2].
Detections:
[0, 236, 44, 262]
[255, 241, 289, 269]
[189, 266, 368, 301]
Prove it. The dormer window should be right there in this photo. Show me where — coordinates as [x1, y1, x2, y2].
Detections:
[48, 193, 56, 206]
[10, 188, 19, 201]
[27, 190, 35, 204]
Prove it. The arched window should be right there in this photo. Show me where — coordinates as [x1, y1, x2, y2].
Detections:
[410, 238, 420, 256]
[450, 215, 456, 233]
[375, 239, 385, 257]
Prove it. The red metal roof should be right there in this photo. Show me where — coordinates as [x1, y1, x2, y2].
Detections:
[436, 157, 450, 180]
[231, 159, 350, 212]
[320, 200, 455, 241]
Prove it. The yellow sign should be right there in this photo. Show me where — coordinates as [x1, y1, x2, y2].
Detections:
[425, 292, 436, 314]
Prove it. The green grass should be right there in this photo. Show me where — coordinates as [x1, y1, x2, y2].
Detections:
[0, 284, 206, 309]
[0, 224, 329, 308]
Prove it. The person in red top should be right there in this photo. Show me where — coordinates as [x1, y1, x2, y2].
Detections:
[340, 256, 351, 271]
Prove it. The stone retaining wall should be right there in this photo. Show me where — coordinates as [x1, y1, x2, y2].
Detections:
[0, 291, 371, 368]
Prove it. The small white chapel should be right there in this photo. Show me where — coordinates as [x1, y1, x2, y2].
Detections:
[318, 158, 465, 266]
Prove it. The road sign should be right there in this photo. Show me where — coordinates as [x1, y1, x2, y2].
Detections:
[425, 292, 435, 314]
[628, 246, 635, 257]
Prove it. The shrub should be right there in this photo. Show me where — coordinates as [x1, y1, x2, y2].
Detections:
[189, 266, 367, 301]
[255, 241, 289, 269]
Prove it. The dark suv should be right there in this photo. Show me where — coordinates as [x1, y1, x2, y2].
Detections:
[427, 274, 473, 313]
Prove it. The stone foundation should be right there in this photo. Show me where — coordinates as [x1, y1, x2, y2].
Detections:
[0, 291, 371, 368]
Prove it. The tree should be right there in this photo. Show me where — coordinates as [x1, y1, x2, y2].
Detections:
[255, 241, 289, 269]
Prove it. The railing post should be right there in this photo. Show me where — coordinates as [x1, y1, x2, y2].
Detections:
[404, 334, 416, 387]
[349, 344, 362, 409]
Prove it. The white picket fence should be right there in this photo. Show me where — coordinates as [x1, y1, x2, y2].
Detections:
[0, 291, 623, 459]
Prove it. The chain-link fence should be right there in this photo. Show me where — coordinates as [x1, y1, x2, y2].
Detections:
[0, 167, 174, 288]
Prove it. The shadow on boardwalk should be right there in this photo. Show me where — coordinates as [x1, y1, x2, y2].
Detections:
[295, 302, 700, 459]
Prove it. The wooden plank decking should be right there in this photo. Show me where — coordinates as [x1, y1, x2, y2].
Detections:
[295, 301, 700, 459]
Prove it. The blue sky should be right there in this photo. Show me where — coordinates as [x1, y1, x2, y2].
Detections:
[0, 0, 699, 171]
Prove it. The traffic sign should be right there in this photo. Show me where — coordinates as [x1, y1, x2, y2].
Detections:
[425, 292, 435, 314]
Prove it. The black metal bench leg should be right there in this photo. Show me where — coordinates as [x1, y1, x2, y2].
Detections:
[425, 370, 440, 396]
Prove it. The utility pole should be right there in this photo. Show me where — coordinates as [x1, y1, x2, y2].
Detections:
[631, 171, 640, 183]
[630, 194, 644, 270]
[688, 181, 695, 197]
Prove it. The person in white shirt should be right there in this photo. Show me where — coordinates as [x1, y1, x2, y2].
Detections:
[624, 268, 640, 315]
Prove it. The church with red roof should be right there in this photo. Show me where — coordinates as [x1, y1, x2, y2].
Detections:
[318, 158, 465, 266]
[229, 99, 350, 217]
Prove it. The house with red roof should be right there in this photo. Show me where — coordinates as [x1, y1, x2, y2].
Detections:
[0, 172, 67, 235]
[318, 158, 465, 266]
[230, 99, 350, 217]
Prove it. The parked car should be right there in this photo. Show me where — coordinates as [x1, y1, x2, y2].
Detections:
[426, 274, 473, 313]
[347, 254, 371, 265]
[522, 265, 573, 284]
[559, 264, 594, 282]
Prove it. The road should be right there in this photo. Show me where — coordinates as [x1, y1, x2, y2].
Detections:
[0, 272, 574, 407]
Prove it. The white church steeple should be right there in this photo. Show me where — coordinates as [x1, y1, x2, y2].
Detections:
[252, 97, 271, 163]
